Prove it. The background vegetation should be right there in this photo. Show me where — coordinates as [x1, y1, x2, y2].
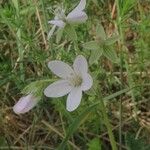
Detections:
[0, 0, 150, 149]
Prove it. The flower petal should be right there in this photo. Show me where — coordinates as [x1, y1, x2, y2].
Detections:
[66, 87, 82, 111]
[44, 80, 72, 98]
[72, 0, 86, 12]
[48, 60, 74, 79]
[67, 11, 88, 24]
[48, 20, 65, 28]
[13, 94, 38, 114]
[81, 73, 93, 91]
[73, 55, 88, 75]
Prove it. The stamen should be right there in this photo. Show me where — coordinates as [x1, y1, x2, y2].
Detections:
[69, 74, 82, 87]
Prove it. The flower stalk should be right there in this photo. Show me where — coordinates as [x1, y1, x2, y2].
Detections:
[98, 89, 117, 150]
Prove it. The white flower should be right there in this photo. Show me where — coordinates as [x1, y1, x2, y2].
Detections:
[44, 55, 93, 112]
[48, 0, 87, 38]
[13, 94, 39, 114]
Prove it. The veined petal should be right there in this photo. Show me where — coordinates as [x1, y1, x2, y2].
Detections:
[72, 0, 86, 12]
[44, 80, 72, 98]
[66, 87, 82, 111]
[13, 94, 38, 114]
[73, 55, 88, 75]
[48, 20, 65, 28]
[67, 11, 88, 24]
[48, 61, 74, 79]
[81, 73, 93, 91]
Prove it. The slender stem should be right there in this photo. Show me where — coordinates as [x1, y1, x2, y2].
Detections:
[15, 0, 24, 81]
[98, 90, 117, 150]
[114, 0, 124, 149]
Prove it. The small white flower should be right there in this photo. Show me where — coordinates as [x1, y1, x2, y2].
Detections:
[48, 0, 87, 38]
[44, 55, 93, 112]
[13, 94, 39, 114]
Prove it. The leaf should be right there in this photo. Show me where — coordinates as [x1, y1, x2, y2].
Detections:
[103, 46, 118, 63]
[83, 41, 100, 50]
[96, 24, 106, 41]
[89, 48, 103, 65]
[56, 28, 64, 43]
[64, 24, 77, 41]
[104, 35, 120, 45]
[87, 138, 101, 150]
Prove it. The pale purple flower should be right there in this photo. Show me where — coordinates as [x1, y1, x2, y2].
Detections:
[13, 94, 39, 114]
[48, 0, 87, 38]
[44, 55, 93, 112]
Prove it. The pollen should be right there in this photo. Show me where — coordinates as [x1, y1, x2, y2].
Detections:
[69, 74, 82, 87]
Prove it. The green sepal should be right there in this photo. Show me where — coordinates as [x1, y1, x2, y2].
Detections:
[22, 79, 55, 97]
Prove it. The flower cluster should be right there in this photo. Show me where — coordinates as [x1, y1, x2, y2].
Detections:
[48, 0, 87, 38]
[13, 0, 93, 114]
[44, 55, 93, 112]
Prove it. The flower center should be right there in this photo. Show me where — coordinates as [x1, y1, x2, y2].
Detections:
[69, 74, 82, 87]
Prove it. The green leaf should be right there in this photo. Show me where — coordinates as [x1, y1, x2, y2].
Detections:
[87, 138, 101, 150]
[89, 48, 103, 65]
[83, 41, 100, 50]
[96, 24, 106, 41]
[104, 35, 120, 45]
[103, 46, 118, 63]
[64, 24, 77, 41]
[56, 28, 64, 44]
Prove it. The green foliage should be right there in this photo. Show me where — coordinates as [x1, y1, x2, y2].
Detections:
[96, 23, 106, 41]
[125, 133, 150, 150]
[11, 0, 19, 12]
[103, 45, 118, 63]
[87, 138, 101, 150]
[83, 41, 100, 50]
[89, 48, 103, 65]
[57, 103, 98, 150]
[0, 0, 150, 149]
[0, 137, 7, 147]
[22, 79, 55, 97]
[83, 24, 118, 64]
[64, 24, 77, 41]
[119, 0, 137, 20]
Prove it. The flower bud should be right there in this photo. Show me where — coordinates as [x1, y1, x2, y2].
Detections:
[13, 94, 39, 114]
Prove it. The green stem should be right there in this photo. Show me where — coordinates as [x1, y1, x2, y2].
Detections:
[115, 0, 124, 149]
[15, 0, 24, 81]
[98, 90, 117, 150]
